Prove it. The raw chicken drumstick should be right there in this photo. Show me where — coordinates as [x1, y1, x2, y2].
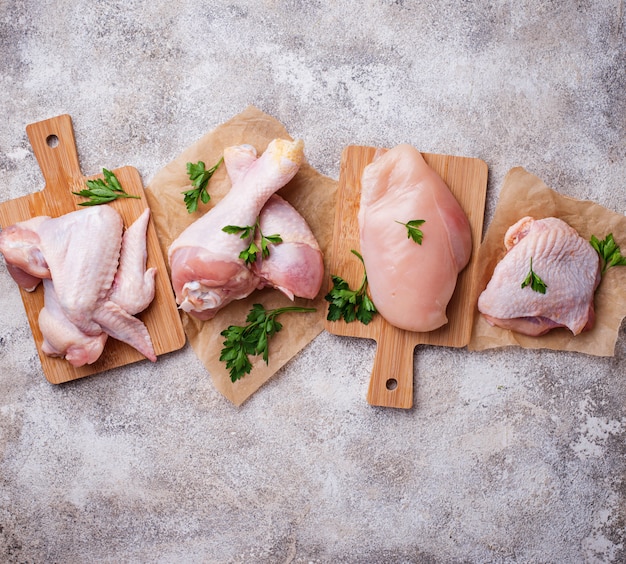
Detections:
[168, 138, 305, 320]
[253, 194, 324, 301]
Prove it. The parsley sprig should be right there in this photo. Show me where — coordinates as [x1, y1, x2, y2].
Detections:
[220, 303, 316, 382]
[73, 168, 140, 206]
[590, 233, 626, 275]
[222, 219, 282, 264]
[521, 256, 547, 294]
[183, 157, 223, 213]
[325, 250, 377, 325]
[396, 219, 426, 244]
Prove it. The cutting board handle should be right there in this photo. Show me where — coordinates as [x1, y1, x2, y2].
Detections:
[26, 114, 82, 193]
[366, 323, 415, 409]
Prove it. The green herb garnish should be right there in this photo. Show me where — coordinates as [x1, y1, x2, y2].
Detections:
[222, 219, 282, 264]
[521, 256, 547, 294]
[590, 233, 626, 275]
[73, 168, 140, 206]
[182, 157, 223, 213]
[325, 249, 377, 325]
[220, 303, 316, 382]
[396, 219, 426, 244]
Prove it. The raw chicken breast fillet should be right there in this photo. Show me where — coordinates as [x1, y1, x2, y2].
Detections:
[358, 144, 472, 332]
[168, 138, 305, 320]
[477, 216, 601, 336]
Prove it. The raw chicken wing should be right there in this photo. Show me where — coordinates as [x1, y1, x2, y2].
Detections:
[358, 144, 472, 332]
[0, 216, 51, 290]
[39, 279, 108, 367]
[37, 208, 157, 367]
[108, 208, 156, 315]
[0, 206, 157, 363]
[477, 216, 601, 336]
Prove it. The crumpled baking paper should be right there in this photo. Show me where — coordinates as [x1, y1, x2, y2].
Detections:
[145, 106, 337, 405]
[469, 166, 626, 356]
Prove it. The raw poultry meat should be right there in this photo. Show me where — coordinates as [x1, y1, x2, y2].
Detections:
[35, 205, 124, 335]
[477, 216, 601, 336]
[253, 194, 324, 300]
[0, 216, 51, 290]
[358, 144, 472, 332]
[168, 138, 305, 320]
[0, 206, 157, 364]
[39, 279, 108, 367]
[109, 208, 156, 315]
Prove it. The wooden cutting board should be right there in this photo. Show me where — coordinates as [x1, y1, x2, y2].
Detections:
[324, 145, 488, 409]
[0, 114, 186, 384]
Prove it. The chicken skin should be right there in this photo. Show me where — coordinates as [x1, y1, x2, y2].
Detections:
[253, 194, 324, 300]
[168, 138, 305, 320]
[38, 279, 108, 367]
[358, 144, 472, 332]
[35, 205, 124, 336]
[478, 216, 601, 336]
[109, 208, 156, 315]
[0, 206, 157, 364]
[0, 216, 51, 290]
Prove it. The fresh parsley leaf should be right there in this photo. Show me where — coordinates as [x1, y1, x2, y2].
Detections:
[521, 257, 547, 294]
[396, 219, 426, 244]
[220, 303, 316, 382]
[182, 157, 223, 213]
[590, 233, 626, 275]
[260, 233, 283, 259]
[325, 249, 378, 325]
[222, 224, 255, 239]
[239, 240, 260, 264]
[73, 168, 140, 206]
[222, 218, 282, 264]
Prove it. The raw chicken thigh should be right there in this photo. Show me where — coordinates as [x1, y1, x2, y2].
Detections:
[0, 206, 157, 365]
[253, 194, 324, 300]
[478, 216, 601, 336]
[358, 144, 472, 332]
[168, 138, 305, 320]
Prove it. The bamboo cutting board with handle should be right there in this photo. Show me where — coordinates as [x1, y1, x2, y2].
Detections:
[324, 145, 488, 409]
[0, 114, 186, 384]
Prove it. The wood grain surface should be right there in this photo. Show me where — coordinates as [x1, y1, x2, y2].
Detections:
[324, 145, 488, 409]
[0, 114, 185, 383]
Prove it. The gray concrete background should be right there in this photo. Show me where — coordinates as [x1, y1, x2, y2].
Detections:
[1, 1, 625, 562]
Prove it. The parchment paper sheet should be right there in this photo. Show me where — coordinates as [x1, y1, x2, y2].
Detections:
[145, 106, 337, 405]
[468, 167, 626, 356]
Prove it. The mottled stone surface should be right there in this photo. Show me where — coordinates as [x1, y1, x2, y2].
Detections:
[1, 1, 625, 562]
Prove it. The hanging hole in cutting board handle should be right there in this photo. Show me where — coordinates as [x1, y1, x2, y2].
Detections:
[26, 114, 83, 196]
[366, 323, 415, 409]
